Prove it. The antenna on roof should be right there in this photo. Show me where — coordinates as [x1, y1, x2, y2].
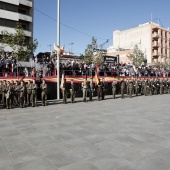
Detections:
[151, 12, 152, 22]
[158, 16, 160, 26]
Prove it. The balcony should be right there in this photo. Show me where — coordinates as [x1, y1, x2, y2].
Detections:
[152, 42, 160, 49]
[0, 26, 32, 37]
[19, 0, 32, 7]
[152, 34, 160, 40]
[19, 13, 32, 22]
[152, 27, 159, 31]
[152, 51, 160, 57]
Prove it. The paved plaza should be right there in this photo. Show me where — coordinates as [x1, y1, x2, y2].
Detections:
[0, 94, 170, 170]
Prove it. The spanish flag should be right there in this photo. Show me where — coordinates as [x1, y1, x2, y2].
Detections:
[54, 43, 61, 52]
[54, 43, 64, 57]
[60, 72, 65, 89]
[94, 64, 99, 86]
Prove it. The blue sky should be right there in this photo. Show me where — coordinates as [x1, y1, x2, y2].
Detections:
[34, 0, 170, 55]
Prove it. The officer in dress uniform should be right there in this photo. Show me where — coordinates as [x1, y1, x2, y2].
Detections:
[70, 79, 75, 103]
[31, 79, 37, 107]
[112, 80, 117, 99]
[82, 79, 88, 102]
[40, 79, 47, 106]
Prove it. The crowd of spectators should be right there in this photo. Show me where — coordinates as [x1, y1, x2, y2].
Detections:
[1, 52, 170, 78]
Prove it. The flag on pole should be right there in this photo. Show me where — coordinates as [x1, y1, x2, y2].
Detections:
[94, 64, 99, 86]
[54, 43, 61, 52]
[60, 71, 65, 89]
[54, 43, 64, 57]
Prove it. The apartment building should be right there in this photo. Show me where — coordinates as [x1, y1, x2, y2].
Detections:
[0, 0, 34, 51]
[108, 22, 170, 65]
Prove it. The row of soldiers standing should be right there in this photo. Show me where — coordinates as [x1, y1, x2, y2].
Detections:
[60, 77, 170, 104]
[117, 77, 170, 99]
[0, 79, 47, 109]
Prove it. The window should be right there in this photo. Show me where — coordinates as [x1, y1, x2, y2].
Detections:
[5, 3, 18, 12]
[5, 20, 16, 28]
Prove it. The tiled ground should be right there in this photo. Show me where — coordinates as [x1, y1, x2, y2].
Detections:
[0, 94, 170, 170]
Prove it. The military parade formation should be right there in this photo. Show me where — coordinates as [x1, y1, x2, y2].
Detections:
[0, 79, 47, 109]
[0, 77, 170, 109]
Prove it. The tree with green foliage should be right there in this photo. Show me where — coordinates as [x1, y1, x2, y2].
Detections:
[84, 37, 104, 64]
[127, 45, 145, 67]
[1, 22, 38, 61]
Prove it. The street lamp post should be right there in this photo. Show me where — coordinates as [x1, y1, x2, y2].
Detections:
[57, 0, 60, 100]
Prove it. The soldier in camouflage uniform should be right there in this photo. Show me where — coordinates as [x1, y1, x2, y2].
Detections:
[18, 81, 25, 108]
[26, 80, 32, 105]
[70, 79, 76, 103]
[40, 79, 47, 106]
[5, 81, 12, 109]
[2, 80, 7, 107]
[31, 79, 37, 107]
[112, 80, 117, 99]
[101, 78, 106, 100]
[128, 79, 134, 98]
[120, 78, 126, 99]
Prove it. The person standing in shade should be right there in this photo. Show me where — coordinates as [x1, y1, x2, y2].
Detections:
[0, 81, 2, 104]
[31, 79, 37, 107]
[2, 80, 7, 107]
[70, 79, 75, 103]
[167, 78, 170, 94]
[89, 78, 94, 101]
[82, 79, 88, 102]
[120, 78, 125, 99]
[40, 79, 47, 106]
[14, 81, 20, 106]
[97, 79, 102, 101]
[5, 81, 12, 109]
[112, 80, 117, 99]
[101, 78, 106, 100]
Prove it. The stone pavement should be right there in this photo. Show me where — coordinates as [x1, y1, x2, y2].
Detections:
[1, 94, 170, 170]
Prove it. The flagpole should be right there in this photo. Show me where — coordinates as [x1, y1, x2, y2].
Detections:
[57, 0, 60, 100]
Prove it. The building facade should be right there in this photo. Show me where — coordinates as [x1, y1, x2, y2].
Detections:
[108, 22, 170, 65]
[0, 0, 33, 51]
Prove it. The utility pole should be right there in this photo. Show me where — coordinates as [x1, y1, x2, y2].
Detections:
[57, 0, 60, 100]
